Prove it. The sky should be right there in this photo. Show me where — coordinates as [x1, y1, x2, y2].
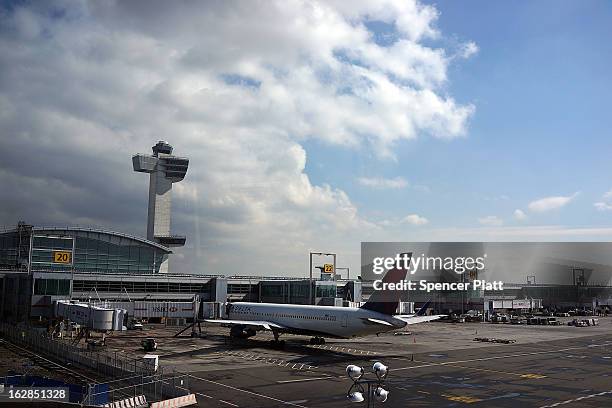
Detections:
[1, 1, 612, 277]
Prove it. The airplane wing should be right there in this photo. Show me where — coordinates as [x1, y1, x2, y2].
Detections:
[202, 319, 286, 331]
[394, 315, 446, 325]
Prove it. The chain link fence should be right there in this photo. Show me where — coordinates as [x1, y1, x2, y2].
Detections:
[0, 323, 190, 405]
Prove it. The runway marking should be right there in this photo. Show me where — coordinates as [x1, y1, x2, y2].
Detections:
[221, 350, 318, 370]
[538, 389, 612, 407]
[521, 373, 547, 379]
[219, 400, 240, 407]
[277, 376, 334, 384]
[441, 394, 482, 403]
[188, 374, 308, 408]
[390, 341, 612, 372]
[308, 344, 378, 355]
[196, 392, 214, 399]
[446, 363, 547, 379]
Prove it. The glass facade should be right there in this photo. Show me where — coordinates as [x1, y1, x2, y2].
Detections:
[0, 227, 171, 274]
[72, 279, 207, 293]
[34, 278, 71, 295]
[0, 227, 31, 271]
[315, 282, 337, 298]
[0, 232, 19, 268]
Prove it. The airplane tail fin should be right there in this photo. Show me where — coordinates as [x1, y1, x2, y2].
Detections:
[415, 300, 431, 316]
[361, 253, 411, 316]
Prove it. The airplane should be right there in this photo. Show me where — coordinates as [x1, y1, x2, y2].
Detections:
[203, 253, 445, 346]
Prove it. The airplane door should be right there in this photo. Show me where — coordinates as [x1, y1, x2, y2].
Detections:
[341, 313, 348, 328]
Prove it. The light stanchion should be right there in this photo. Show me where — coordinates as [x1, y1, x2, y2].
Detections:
[346, 362, 389, 406]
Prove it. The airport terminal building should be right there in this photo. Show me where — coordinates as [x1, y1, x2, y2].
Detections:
[2, 142, 612, 323]
[0, 221, 354, 321]
[2, 220, 612, 322]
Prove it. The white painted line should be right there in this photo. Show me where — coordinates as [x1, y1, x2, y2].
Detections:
[220, 399, 240, 407]
[539, 389, 612, 407]
[391, 342, 612, 372]
[195, 392, 213, 399]
[189, 374, 308, 408]
[277, 376, 333, 384]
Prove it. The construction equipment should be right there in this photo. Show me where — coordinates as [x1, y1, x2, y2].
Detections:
[141, 338, 158, 352]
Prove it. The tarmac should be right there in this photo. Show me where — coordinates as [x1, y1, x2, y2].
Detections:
[103, 317, 612, 407]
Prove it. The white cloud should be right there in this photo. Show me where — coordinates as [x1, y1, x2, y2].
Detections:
[458, 41, 479, 58]
[513, 209, 527, 221]
[402, 214, 429, 226]
[0, 0, 476, 275]
[594, 202, 612, 211]
[357, 176, 408, 189]
[478, 215, 503, 226]
[594, 190, 612, 211]
[528, 193, 578, 213]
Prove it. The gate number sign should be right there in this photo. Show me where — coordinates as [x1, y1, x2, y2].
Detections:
[323, 263, 334, 273]
[52, 251, 72, 264]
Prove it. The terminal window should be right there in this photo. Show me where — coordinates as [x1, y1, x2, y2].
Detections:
[34, 279, 70, 296]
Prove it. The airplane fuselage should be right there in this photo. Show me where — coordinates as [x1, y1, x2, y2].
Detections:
[227, 302, 407, 338]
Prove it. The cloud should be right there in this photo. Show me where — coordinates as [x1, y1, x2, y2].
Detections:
[0, 0, 476, 275]
[478, 216, 503, 226]
[458, 41, 479, 58]
[513, 209, 527, 221]
[401, 214, 429, 226]
[594, 202, 612, 211]
[428, 225, 612, 240]
[527, 193, 578, 213]
[357, 176, 408, 189]
[594, 190, 612, 211]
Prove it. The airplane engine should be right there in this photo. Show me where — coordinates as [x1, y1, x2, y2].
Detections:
[230, 325, 257, 339]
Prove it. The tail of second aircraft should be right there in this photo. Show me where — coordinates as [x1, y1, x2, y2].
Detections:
[361, 253, 411, 316]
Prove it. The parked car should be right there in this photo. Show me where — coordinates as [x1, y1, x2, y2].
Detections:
[555, 312, 570, 317]
[128, 319, 144, 330]
[491, 314, 509, 324]
[510, 316, 527, 325]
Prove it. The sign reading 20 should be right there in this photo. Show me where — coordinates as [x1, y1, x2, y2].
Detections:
[52, 251, 72, 264]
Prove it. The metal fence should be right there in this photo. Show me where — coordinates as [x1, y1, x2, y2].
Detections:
[0, 323, 190, 405]
[82, 372, 191, 406]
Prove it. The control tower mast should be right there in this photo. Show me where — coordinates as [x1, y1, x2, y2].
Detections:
[133, 141, 189, 269]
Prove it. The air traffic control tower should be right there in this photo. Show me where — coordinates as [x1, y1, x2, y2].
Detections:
[133, 141, 189, 271]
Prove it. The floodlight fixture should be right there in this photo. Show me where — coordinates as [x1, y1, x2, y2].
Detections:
[372, 362, 388, 380]
[346, 361, 390, 405]
[346, 365, 364, 380]
[374, 387, 389, 403]
[347, 391, 365, 403]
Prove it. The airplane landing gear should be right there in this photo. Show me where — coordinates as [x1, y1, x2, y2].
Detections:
[310, 336, 325, 345]
[270, 330, 286, 349]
